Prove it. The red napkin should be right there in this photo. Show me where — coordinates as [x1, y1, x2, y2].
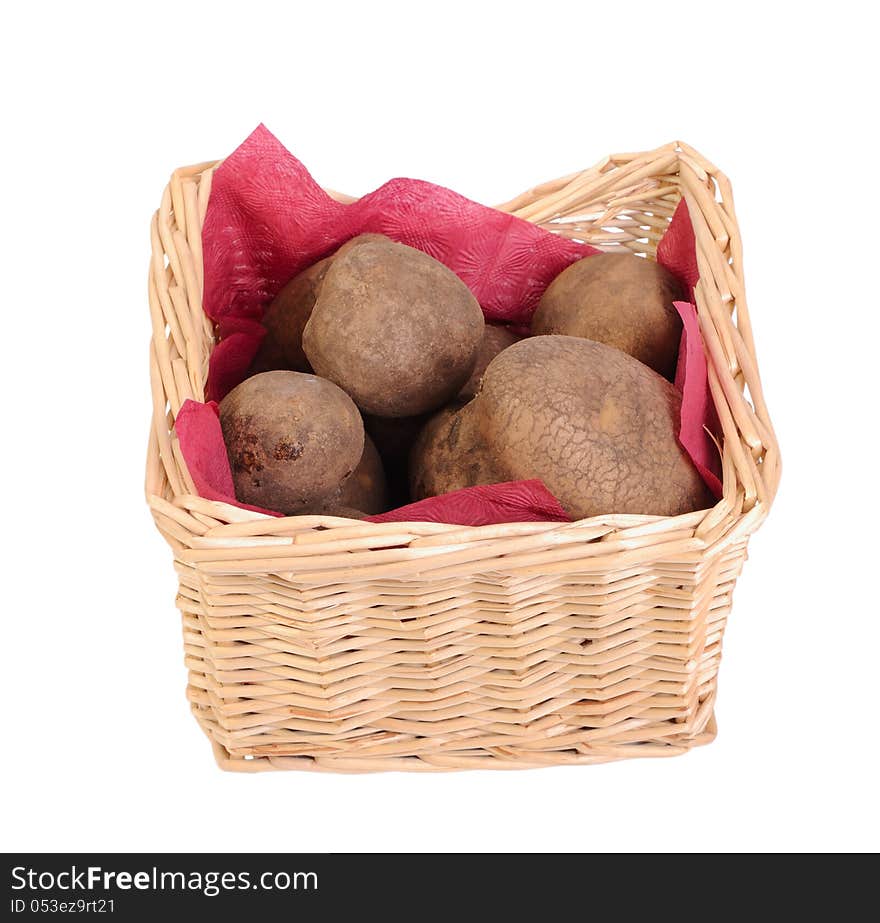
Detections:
[174, 126, 722, 526]
[659, 200, 723, 498]
[367, 481, 571, 526]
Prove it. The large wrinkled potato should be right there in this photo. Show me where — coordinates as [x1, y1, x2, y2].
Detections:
[302, 236, 485, 417]
[532, 252, 687, 380]
[411, 335, 713, 519]
[219, 370, 363, 515]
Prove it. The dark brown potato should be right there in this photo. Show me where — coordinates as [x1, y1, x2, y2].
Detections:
[305, 435, 388, 516]
[363, 411, 430, 508]
[302, 236, 485, 417]
[532, 252, 687, 380]
[409, 405, 501, 501]
[363, 412, 429, 469]
[411, 336, 713, 518]
[249, 257, 332, 375]
[456, 324, 521, 401]
[219, 370, 363, 515]
[316, 506, 369, 520]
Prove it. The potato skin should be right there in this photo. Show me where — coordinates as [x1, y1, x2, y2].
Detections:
[457, 324, 521, 402]
[249, 257, 332, 375]
[409, 405, 502, 501]
[532, 252, 687, 380]
[219, 370, 364, 515]
[305, 435, 388, 516]
[474, 336, 712, 518]
[316, 506, 369, 520]
[303, 236, 485, 417]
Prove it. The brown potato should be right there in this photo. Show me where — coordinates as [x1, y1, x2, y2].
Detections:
[248, 257, 332, 375]
[532, 252, 687, 380]
[219, 370, 363, 515]
[302, 236, 485, 417]
[456, 324, 521, 401]
[305, 435, 388, 516]
[411, 336, 713, 518]
[316, 506, 369, 520]
[409, 405, 500, 501]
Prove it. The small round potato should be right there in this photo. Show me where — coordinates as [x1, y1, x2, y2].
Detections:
[532, 252, 687, 380]
[307, 435, 388, 516]
[219, 370, 364, 515]
[303, 236, 485, 417]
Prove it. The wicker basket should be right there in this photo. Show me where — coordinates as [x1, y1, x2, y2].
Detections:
[146, 140, 779, 772]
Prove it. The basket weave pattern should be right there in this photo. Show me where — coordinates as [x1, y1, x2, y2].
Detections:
[147, 142, 779, 771]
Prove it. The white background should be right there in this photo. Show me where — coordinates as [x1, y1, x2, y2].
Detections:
[2, 1, 877, 853]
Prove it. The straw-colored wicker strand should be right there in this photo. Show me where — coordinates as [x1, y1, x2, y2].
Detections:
[146, 141, 779, 771]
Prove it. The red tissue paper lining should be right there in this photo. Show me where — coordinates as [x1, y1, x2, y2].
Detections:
[175, 125, 722, 526]
[369, 481, 571, 527]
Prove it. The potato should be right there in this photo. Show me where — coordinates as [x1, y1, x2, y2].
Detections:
[532, 252, 687, 380]
[219, 370, 363, 515]
[317, 507, 369, 520]
[305, 435, 388, 516]
[456, 324, 521, 401]
[248, 257, 331, 375]
[409, 405, 500, 501]
[302, 235, 485, 417]
[411, 336, 712, 518]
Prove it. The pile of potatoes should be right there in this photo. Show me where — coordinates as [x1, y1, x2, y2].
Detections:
[219, 234, 712, 519]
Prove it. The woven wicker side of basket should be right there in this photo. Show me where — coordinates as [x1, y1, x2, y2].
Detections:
[146, 141, 779, 771]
